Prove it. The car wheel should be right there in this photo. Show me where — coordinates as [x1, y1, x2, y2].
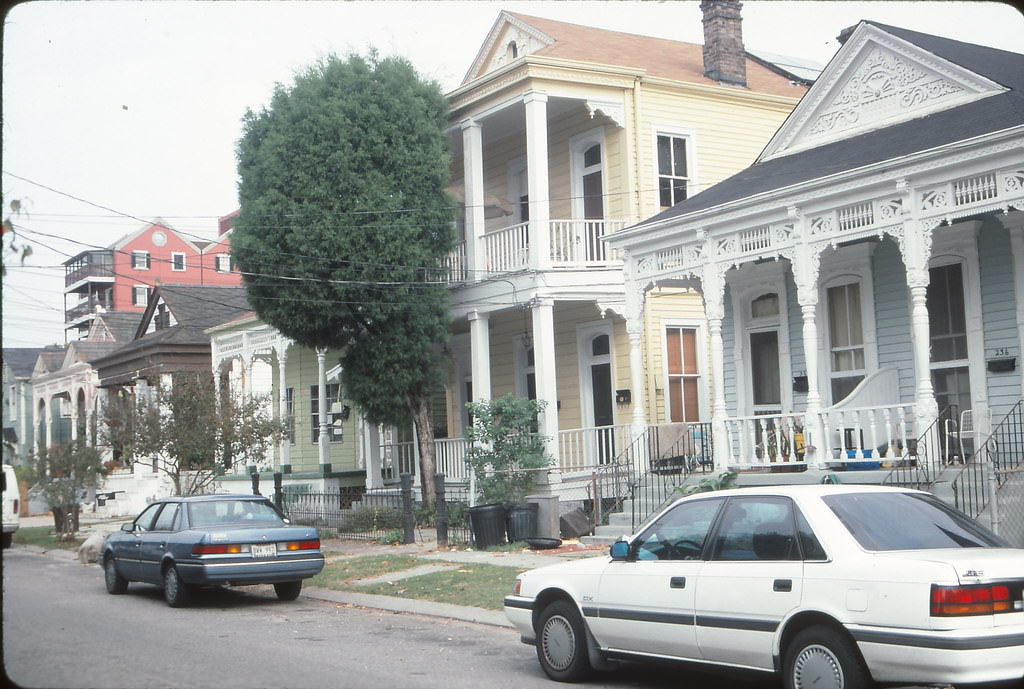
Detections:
[784, 625, 872, 689]
[163, 566, 192, 608]
[274, 580, 303, 601]
[536, 600, 592, 682]
[104, 556, 128, 595]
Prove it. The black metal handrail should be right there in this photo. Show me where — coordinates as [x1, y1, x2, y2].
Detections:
[951, 400, 1024, 519]
[882, 406, 955, 490]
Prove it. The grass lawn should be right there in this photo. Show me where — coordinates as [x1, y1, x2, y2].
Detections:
[354, 562, 522, 610]
[12, 525, 83, 550]
[307, 554, 524, 611]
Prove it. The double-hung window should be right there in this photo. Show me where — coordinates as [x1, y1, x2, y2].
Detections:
[657, 134, 689, 209]
[665, 326, 701, 422]
[132, 251, 151, 270]
[827, 282, 865, 402]
[310, 384, 344, 443]
[132, 285, 149, 307]
[215, 254, 232, 273]
[171, 252, 186, 272]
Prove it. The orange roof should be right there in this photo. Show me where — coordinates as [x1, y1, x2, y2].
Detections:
[501, 12, 806, 98]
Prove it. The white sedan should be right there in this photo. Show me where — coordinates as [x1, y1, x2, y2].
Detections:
[504, 484, 1024, 689]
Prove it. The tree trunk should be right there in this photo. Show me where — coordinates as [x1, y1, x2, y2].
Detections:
[410, 398, 436, 507]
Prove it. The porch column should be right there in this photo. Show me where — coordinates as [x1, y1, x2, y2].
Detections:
[532, 298, 561, 475]
[461, 118, 485, 278]
[904, 221, 939, 430]
[316, 347, 331, 473]
[1009, 217, 1024, 401]
[69, 390, 79, 442]
[524, 91, 551, 271]
[702, 260, 729, 472]
[277, 347, 290, 474]
[362, 418, 384, 489]
[791, 235, 827, 468]
[468, 310, 492, 402]
[623, 269, 648, 451]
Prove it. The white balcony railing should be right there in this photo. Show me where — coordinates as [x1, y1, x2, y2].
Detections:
[720, 403, 916, 469]
[558, 423, 632, 473]
[443, 219, 627, 281]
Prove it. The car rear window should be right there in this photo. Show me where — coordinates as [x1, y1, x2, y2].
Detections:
[189, 499, 284, 527]
[823, 492, 1008, 550]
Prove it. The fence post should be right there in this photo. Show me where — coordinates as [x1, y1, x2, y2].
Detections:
[250, 472, 261, 495]
[400, 473, 415, 544]
[273, 472, 283, 508]
[434, 473, 448, 548]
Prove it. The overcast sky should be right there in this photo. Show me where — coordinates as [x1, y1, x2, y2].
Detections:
[3, 0, 1023, 349]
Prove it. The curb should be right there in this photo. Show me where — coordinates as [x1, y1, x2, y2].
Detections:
[301, 586, 513, 628]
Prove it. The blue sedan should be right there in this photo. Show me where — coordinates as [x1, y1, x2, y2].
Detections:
[101, 494, 324, 607]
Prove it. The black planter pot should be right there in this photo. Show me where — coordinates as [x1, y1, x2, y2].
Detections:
[505, 502, 539, 543]
[468, 503, 508, 549]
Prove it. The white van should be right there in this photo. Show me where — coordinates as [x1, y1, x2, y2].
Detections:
[2, 463, 20, 548]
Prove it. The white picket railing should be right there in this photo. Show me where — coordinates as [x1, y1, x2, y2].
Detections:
[720, 404, 916, 469]
[549, 219, 625, 267]
[483, 222, 530, 273]
[557, 424, 632, 473]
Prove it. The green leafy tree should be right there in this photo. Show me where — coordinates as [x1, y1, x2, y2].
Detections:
[233, 52, 455, 504]
[27, 438, 105, 538]
[2, 197, 33, 276]
[464, 395, 554, 506]
[102, 372, 285, 495]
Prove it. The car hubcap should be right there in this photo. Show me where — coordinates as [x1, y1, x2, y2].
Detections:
[541, 615, 575, 671]
[105, 562, 115, 586]
[793, 644, 844, 689]
[166, 571, 177, 599]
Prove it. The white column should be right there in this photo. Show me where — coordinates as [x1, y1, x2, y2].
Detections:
[904, 222, 938, 431]
[532, 298, 561, 471]
[524, 91, 551, 271]
[1008, 217, 1024, 401]
[69, 391, 79, 442]
[623, 270, 648, 438]
[362, 418, 384, 489]
[316, 347, 330, 472]
[702, 261, 729, 471]
[461, 118, 485, 278]
[791, 234, 827, 468]
[468, 310, 492, 402]
[277, 347, 290, 474]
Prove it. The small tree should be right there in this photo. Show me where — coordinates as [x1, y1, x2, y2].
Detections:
[104, 372, 286, 495]
[464, 395, 553, 506]
[28, 438, 105, 539]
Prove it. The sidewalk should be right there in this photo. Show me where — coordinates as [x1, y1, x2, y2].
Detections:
[16, 515, 607, 628]
[304, 533, 606, 628]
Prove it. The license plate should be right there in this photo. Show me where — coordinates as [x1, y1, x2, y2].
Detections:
[251, 544, 276, 559]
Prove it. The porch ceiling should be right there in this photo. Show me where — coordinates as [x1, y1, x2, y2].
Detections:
[447, 95, 589, 157]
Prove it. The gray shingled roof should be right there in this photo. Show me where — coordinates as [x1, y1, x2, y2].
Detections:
[634, 21, 1024, 228]
[3, 348, 48, 378]
[92, 312, 144, 343]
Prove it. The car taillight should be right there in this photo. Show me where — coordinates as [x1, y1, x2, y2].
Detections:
[192, 544, 244, 555]
[931, 583, 1012, 616]
[282, 539, 320, 551]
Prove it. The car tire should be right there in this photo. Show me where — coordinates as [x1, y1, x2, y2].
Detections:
[1, 532, 12, 549]
[536, 599, 592, 682]
[163, 566, 193, 608]
[104, 556, 128, 595]
[784, 625, 872, 689]
[274, 580, 303, 601]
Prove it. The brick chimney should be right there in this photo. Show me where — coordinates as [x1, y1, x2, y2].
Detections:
[701, 0, 747, 87]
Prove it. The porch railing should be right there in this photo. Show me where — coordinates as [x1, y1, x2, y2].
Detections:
[950, 400, 1024, 522]
[558, 424, 632, 473]
[721, 404, 915, 469]
[444, 219, 628, 280]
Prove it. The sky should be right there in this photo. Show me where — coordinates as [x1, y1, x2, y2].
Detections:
[3, 0, 1023, 349]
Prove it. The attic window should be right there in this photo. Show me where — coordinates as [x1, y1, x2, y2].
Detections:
[155, 304, 170, 330]
[507, 41, 518, 60]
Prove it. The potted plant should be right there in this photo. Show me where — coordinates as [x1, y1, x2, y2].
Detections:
[464, 395, 553, 547]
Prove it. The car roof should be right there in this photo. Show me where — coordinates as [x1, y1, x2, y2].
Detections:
[676, 483, 925, 501]
[158, 494, 270, 503]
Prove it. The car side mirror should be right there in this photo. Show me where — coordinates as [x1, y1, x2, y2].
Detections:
[121, 522, 135, 532]
[609, 540, 631, 560]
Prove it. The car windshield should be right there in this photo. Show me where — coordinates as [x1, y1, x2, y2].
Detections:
[188, 499, 284, 527]
[823, 492, 1008, 550]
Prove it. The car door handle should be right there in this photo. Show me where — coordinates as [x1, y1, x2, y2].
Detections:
[774, 579, 793, 592]
[670, 576, 686, 589]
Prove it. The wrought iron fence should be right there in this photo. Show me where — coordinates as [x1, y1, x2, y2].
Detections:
[277, 479, 471, 545]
